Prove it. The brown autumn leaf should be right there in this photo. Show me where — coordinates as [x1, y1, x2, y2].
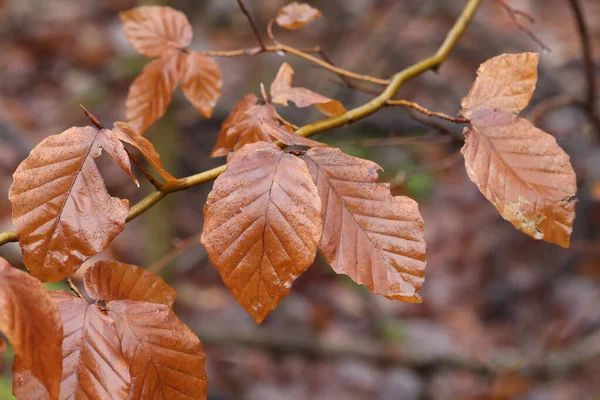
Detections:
[9, 126, 131, 282]
[112, 121, 176, 181]
[460, 53, 577, 247]
[180, 51, 222, 119]
[275, 2, 322, 30]
[270, 62, 346, 117]
[210, 94, 282, 157]
[108, 300, 208, 400]
[259, 118, 326, 147]
[0, 258, 63, 399]
[462, 111, 577, 247]
[201, 142, 322, 323]
[120, 6, 192, 58]
[461, 52, 538, 119]
[302, 148, 426, 302]
[50, 290, 131, 400]
[126, 50, 181, 135]
[84, 260, 177, 307]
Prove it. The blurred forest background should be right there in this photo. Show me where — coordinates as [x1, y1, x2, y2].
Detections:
[1, 0, 600, 399]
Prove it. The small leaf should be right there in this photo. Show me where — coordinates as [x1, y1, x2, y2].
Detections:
[302, 148, 426, 302]
[270, 62, 346, 116]
[201, 142, 322, 323]
[9, 127, 130, 282]
[461, 111, 576, 247]
[210, 94, 281, 157]
[112, 122, 176, 181]
[125, 51, 181, 135]
[0, 258, 63, 399]
[461, 52, 539, 119]
[120, 6, 193, 58]
[180, 51, 222, 119]
[96, 128, 139, 186]
[259, 118, 326, 147]
[108, 300, 208, 400]
[84, 260, 177, 307]
[275, 2, 322, 30]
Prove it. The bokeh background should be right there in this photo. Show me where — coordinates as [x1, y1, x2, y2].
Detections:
[1, 0, 600, 399]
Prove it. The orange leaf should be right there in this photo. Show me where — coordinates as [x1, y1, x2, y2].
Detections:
[125, 51, 181, 135]
[84, 260, 177, 307]
[201, 142, 322, 323]
[270, 62, 346, 116]
[302, 148, 426, 302]
[0, 258, 63, 399]
[112, 122, 176, 181]
[120, 6, 192, 58]
[210, 94, 281, 157]
[275, 2, 322, 30]
[180, 51, 222, 119]
[9, 127, 130, 282]
[108, 300, 208, 400]
[259, 118, 327, 147]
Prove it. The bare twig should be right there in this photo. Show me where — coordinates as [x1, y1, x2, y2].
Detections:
[147, 232, 203, 274]
[125, 148, 163, 190]
[495, 0, 550, 52]
[236, 0, 266, 51]
[387, 99, 470, 123]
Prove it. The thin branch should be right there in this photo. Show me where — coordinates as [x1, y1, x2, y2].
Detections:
[125, 148, 163, 190]
[0, 0, 484, 246]
[495, 0, 550, 52]
[236, 0, 266, 51]
[147, 232, 203, 275]
[386, 100, 470, 123]
[67, 277, 84, 299]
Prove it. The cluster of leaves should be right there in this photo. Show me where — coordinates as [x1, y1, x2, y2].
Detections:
[1, 258, 206, 399]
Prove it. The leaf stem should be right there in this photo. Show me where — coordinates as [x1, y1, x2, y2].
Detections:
[67, 277, 85, 299]
[386, 100, 470, 123]
[125, 149, 163, 190]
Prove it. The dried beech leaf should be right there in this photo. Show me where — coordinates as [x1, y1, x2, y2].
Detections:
[112, 122, 176, 181]
[9, 127, 129, 282]
[276, 2, 322, 30]
[50, 291, 130, 399]
[97, 129, 139, 186]
[108, 300, 208, 400]
[126, 51, 181, 135]
[270, 63, 346, 116]
[260, 118, 326, 147]
[84, 260, 177, 307]
[210, 94, 281, 157]
[0, 258, 62, 399]
[201, 142, 322, 322]
[120, 6, 192, 58]
[180, 51, 222, 119]
[461, 53, 538, 119]
[461, 111, 576, 247]
[12, 361, 50, 400]
[302, 148, 426, 302]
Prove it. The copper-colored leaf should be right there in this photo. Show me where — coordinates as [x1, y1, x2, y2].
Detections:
[201, 142, 322, 322]
[259, 118, 326, 147]
[96, 128, 139, 187]
[275, 2, 322, 30]
[461, 53, 539, 119]
[112, 122, 175, 181]
[50, 290, 130, 400]
[461, 111, 576, 247]
[270, 62, 346, 116]
[125, 51, 181, 135]
[84, 260, 177, 307]
[0, 258, 62, 398]
[180, 51, 222, 119]
[120, 6, 192, 58]
[210, 94, 281, 157]
[9, 127, 130, 282]
[302, 148, 426, 302]
[108, 300, 208, 400]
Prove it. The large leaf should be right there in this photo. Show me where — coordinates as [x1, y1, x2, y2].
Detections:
[51, 291, 130, 400]
[275, 2, 322, 30]
[462, 111, 576, 247]
[302, 148, 426, 302]
[210, 94, 282, 157]
[9, 127, 130, 282]
[107, 300, 207, 400]
[125, 51, 181, 135]
[201, 142, 322, 322]
[120, 6, 192, 58]
[0, 258, 63, 399]
[84, 260, 176, 307]
[180, 51, 222, 119]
